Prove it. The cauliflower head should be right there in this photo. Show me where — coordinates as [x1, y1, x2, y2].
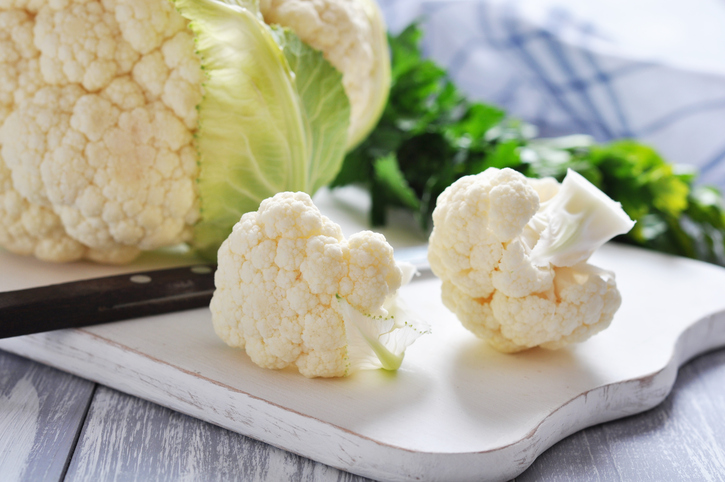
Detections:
[0, 0, 390, 263]
[211, 191, 428, 378]
[428, 168, 633, 353]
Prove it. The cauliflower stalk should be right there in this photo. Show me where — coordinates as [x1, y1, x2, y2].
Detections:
[428, 168, 634, 353]
[0, 0, 390, 263]
[211, 191, 429, 378]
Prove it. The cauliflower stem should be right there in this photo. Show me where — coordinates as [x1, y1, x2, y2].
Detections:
[528, 169, 636, 268]
[337, 291, 429, 372]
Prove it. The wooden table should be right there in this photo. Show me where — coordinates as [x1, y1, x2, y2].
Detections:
[2, 345, 724, 481]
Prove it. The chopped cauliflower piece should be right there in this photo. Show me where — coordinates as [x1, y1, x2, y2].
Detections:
[211, 191, 429, 378]
[428, 168, 634, 352]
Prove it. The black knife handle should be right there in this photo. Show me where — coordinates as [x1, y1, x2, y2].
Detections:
[0, 264, 217, 339]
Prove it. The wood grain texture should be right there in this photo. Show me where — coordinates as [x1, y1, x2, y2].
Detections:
[0, 349, 95, 482]
[60, 348, 725, 482]
[516, 348, 725, 481]
[3, 244, 725, 481]
[65, 385, 371, 482]
[2, 348, 724, 482]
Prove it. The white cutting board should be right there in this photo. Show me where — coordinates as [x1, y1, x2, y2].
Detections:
[2, 188, 725, 482]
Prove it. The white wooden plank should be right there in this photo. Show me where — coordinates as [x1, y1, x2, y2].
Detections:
[0, 349, 95, 482]
[65, 385, 370, 482]
[62, 348, 725, 482]
[516, 348, 725, 481]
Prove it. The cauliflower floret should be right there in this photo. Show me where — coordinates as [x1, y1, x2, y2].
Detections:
[0, 156, 84, 262]
[0, 6, 139, 264]
[0, 9, 41, 124]
[260, 0, 389, 148]
[429, 168, 633, 352]
[34, 1, 138, 92]
[428, 168, 540, 301]
[0, 0, 202, 262]
[211, 191, 427, 378]
[0, 152, 140, 263]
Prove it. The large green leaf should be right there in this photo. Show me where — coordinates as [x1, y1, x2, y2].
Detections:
[175, 0, 350, 257]
[276, 30, 350, 193]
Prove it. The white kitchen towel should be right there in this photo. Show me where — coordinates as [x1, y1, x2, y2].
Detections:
[378, 0, 725, 190]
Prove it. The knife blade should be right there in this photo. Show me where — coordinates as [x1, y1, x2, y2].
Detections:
[0, 264, 216, 339]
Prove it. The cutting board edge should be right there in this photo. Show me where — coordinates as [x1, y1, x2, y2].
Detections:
[1, 308, 725, 482]
[502, 307, 725, 479]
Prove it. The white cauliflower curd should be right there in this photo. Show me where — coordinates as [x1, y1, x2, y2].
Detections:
[428, 167, 634, 353]
[0, 0, 204, 263]
[0, 0, 390, 263]
[211, 191, 429, 378]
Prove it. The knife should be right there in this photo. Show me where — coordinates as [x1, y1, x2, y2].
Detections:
[0, 246, 430, 340]
[0, 264, 216, 339]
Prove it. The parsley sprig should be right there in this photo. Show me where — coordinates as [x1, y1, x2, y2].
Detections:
[331, 24, 725, 266]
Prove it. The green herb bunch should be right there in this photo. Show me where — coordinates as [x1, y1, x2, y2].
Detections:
[331, 24, 725, 267]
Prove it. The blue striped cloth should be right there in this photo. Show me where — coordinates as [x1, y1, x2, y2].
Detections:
[378, 0, 725, 190]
